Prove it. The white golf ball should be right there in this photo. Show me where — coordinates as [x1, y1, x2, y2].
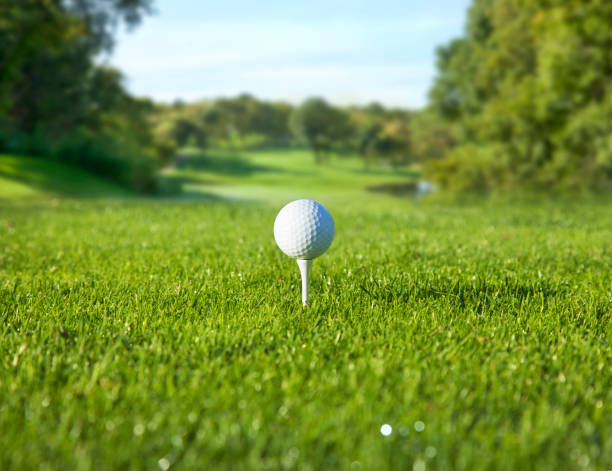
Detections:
[274, 199, 335, 259]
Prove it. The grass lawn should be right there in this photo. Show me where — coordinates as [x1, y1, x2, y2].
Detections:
[0, 150, 611, 470]
[164, 148, 420, 203]
[0, 154, 129, 200]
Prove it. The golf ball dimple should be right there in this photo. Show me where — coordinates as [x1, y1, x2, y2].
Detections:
[274, 199, 335, 259]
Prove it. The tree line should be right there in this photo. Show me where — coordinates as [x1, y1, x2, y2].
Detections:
[153, 95, 440, 169]
[0, 0, 169, 192]
[428, 0, 611, 192]
[1, 0, 609, 193]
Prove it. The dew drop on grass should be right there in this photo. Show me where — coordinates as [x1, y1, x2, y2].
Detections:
[414, 421, 425, 432]
[412, 459, 426, 471]
[380, 424, 392, 436]
[158, 457, 170, 470]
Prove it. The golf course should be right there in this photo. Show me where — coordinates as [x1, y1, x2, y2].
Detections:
[1, 149, 610, 469]
[3, 0, 611, 468]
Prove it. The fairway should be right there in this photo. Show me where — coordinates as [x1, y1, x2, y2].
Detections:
[1, 151, 611, 470]
[164, 148, 419, 203]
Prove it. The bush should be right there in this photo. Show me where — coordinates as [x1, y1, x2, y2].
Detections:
[426, 144, 506, 193]
[0, 123, 160, 193]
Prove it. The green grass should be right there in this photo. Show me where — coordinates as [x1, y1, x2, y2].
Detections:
[0, 150, 611, 470]
[0, 154, 130, 200]
[166, 148, 419, 203]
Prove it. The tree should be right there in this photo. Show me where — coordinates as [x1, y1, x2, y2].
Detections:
[410, 109, 457, 162]
[0, 0, 152, 117]
[428, 0, 612, 192]
[0, 0, 162, 191]
[373, 119, 412, 169]
[354, 119, 383, 167]
[350, 104, 413, 168]
[169, 118, 207, 149]
[289, 98, 353, 163]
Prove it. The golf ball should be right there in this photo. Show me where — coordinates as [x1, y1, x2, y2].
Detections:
[274, 199, 335, 259]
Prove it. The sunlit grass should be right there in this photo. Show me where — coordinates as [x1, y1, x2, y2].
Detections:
[166, 148, 420, 203]
[0, 151, 610, 470]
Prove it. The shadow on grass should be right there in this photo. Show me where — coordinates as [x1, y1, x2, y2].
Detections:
[0, 154, 253, 203]
[366, 181, 419, 196]
[177, 152, 281, 176]
[359, 276, 570, 310]
[161, 188, 256, 204]
[0, 163, 127, 198]
[341, 164, 421, 179]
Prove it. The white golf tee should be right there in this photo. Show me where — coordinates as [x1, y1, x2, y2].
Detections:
[297, 259, 312, 306]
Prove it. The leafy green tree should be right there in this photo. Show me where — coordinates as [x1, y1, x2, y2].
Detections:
[350, 104, 413, 168]
[154, 95, 292, 151]
[0, 0, 152, 117]
[367, 119, 412, 169]
[206, 94, 291, 148]
[0, 0, 162, 191]
[169, 118, 207, 149]
[290, 98, 353, 163]
[410, 109, 457, 162]
[354, 120, 383, 167]
[428, 0, 612, 192]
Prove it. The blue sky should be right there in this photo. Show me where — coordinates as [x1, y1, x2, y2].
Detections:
[109, 0, 471, 108]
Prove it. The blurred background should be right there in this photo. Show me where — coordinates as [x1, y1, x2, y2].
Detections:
[0, 0, 610, 201]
